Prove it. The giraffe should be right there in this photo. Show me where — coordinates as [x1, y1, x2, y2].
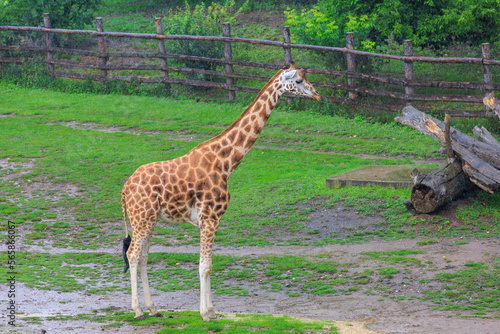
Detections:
[120, 61, 321, 321]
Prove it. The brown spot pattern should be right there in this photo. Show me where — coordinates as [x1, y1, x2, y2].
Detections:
[121, 65, 320, 319]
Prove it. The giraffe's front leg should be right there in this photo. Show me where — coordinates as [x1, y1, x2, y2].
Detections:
[199, 219, 218, 321]
[206, 274, 216, 319]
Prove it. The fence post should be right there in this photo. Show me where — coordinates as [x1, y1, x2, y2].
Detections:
[154, 17, 171, 90]
[283, 26, 293, 104]
[95, 17, 108, 80]
[404, 40, 414, 101]
[282, 26, 292, 64]
[482, 43, 493, 93]
[43, 13, 54, 75]
[346, 32, 356, 100]
[482, 43, 493, 115]
[223, 22, 235, 101]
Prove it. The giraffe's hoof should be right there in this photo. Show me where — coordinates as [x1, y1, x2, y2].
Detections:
[151, 312, 164, 318]
[201, 313, 217, 321]
[134, 314, 147, 320]
[208, 310, 217, 319]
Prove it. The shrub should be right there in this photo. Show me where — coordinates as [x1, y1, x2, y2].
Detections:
[285, 5, 375, 52]
[0, 0, 101, 29]
[285, 4, 375, 73]
[286, 0, 500, 51]
[0, 0, 102, 47]
[162, 0, 248, 81]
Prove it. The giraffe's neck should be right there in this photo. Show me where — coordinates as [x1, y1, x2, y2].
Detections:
[193, 70, 285, 176]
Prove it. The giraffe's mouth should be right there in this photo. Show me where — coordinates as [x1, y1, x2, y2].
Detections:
[311, 94, 321, 101]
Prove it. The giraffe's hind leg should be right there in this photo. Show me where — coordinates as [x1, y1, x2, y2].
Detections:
[139, 234, 162, 317]
[127, 237, 145, 319]
[128, 215, 158, 320]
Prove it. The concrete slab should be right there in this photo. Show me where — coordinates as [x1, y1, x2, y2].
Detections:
[326, 165, 438, 189]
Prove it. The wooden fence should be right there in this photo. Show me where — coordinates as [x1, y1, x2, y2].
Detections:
[1, 14, 499, 115]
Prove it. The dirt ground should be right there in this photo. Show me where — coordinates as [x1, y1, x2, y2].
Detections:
[2, 238, 499, 334]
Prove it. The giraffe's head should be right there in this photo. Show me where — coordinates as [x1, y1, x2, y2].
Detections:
[281, 62, 321, 101]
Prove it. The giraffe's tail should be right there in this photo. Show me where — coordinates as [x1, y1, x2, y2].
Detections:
[121, 190, 131, 273]
[121, 190, 129, 237]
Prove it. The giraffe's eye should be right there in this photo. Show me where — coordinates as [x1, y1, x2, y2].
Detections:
[296, 79, 303, 84]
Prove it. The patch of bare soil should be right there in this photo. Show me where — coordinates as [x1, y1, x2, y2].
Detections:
[3, 238, 499, 334]
[0, 158, 81, 200]
[46, 121, 211, 143]
[0, 158, 36, 180]
[0, 158, 85, 249]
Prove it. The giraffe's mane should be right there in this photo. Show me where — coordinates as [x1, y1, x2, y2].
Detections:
[191, 68, 285, 151]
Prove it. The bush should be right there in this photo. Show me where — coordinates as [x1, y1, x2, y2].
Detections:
[285, 5, 375, 52]
[162, 0, 248, 81]
[0, 0, 101, 29]
[0, 0, 102, 47]
[286, 0, 500, 50]
[285, 4, 375, 72]
[243, 0, 317, 11]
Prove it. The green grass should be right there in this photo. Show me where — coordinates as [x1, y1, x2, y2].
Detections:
[417, 239, 438, 246]
[62, 309, 338, 333]
[0, 82, 499, 251]
[421, 260, 500, 313]
[378, 267, 401, 279]
[360, 249, 425, 266]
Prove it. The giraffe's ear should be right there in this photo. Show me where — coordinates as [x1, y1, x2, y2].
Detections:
[284, 70, 297, 80]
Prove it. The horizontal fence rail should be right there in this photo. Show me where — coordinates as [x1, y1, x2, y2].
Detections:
[2, 25, 500, 65]
[0, 14, 499, 115]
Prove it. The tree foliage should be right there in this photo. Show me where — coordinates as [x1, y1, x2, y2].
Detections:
[0, 0, 102, 29]
[285, 4, 375, 72]
[286, 0, 500, 49]
[162, 0, 248, 80]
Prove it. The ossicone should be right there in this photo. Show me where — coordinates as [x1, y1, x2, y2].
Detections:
[283, 60, 296, 70]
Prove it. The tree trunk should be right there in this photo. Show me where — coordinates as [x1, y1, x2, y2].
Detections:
[483, 92, 500, 119]
[409, 159, 472, 213]
[395, 106, 500, 195]
[473, 125, 500, 150]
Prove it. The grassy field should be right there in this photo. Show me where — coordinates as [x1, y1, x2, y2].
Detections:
[0, 80, 499, 332]
[1, 0, 500, 332]
[27, 310, 340, 334]
[3, 82, 498, 250]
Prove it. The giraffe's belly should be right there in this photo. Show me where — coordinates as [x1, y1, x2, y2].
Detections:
[158, 206, 202, 228]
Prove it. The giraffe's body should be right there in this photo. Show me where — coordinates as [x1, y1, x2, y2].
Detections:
[121, 62, 320, 320]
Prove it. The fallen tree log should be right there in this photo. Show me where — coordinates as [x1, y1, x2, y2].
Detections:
[395, 106, 500, 212]
[483, 92, 500, 119]
[473, 125, 500, 150]
[408, 159, 472, 213]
